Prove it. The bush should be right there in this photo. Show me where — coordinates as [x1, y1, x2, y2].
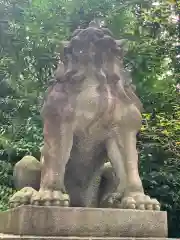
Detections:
[0, 160, 15, 211]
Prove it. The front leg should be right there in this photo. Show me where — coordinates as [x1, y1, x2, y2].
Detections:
[119, 130, 144, 196]
[31, 119, 73, 206]
[120, 130, 160, 210]
[106, 129, 160, 210]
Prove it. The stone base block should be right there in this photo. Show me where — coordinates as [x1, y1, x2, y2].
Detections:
[0, 235, 174, 240]
[0, 236, 172, 240]
[0, 206, 167, 238]
[0, 236, 174, 240]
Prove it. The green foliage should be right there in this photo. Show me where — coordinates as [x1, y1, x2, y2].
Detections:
[0, 0, 179, 237]
[139, 88, 180, 237]
[0, 160, 15, 211]
[0, 186, 14, 211]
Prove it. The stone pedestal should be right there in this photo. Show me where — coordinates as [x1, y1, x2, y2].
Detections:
[0, 236, 172, 240]
[0, 206, 169, 239]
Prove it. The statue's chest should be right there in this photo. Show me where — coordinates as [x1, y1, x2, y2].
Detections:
[72, 83, 141, 132]
[76, 85, 100, 115]
[73, 84, 117, 130]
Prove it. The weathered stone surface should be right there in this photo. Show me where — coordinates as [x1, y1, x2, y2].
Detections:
[9, 22, 161, 211]
[0, 206, 167, 238]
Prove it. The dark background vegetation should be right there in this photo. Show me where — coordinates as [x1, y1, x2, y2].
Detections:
[0, 0, 179, 237]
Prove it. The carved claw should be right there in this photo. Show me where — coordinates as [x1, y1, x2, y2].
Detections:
[120, 197, 136, 209]
[31, 190, 70, 207]
[9, 187, 70, 208]
[120, 194, 161, 211]
[9, 187, 37, 208]
[101, 192, 160, 211]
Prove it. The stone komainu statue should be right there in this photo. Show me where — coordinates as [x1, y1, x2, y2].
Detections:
[10, 22, 160, 210]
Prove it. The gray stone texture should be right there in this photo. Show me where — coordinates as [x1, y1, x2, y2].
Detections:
[0, 235, 174, 240]
[0, 206, 167, 238]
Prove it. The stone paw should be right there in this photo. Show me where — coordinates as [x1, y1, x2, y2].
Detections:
[120, 194, 161, 211]
[9, 187, 37, 208]
[30, 189, 70, 207]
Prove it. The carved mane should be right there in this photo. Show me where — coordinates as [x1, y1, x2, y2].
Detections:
[61, 22, 142, 110]
[43, 22, 143, 120]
